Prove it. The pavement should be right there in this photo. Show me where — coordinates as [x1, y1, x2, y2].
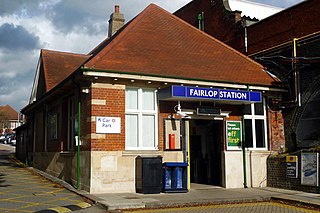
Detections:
[84, 186, 320, 211]
[34, 166, 320, 212]
[0, 144, 97, 213]
[3, 144, 319, 212]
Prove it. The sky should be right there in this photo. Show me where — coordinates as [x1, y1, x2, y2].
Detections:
[0, 0, 304, 112]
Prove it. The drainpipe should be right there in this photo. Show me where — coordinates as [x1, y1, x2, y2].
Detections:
[293, 38, 301, 107]
[197, 12, 204, 31]
[242, 105, 247, 188]
[244, 27, 248, 53]
[72, 79, 81, 189]
[76, 96, 81, 189]
[242, 85, 250, 188]
[280, 38, 301, 107]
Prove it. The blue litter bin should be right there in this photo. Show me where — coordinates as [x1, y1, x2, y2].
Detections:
[163, 167, 172, 190]
[173, 167, 183, 189]
[162, 162, 188, 193]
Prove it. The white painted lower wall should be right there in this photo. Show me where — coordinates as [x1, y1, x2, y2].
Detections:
[223, 150, 271, 188]
[90, 150, 184, 193]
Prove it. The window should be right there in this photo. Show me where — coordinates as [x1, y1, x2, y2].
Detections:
[125, 87, 158, 150]
[243, 99, 267, 149]
[48, 113, 58, 140]
[68, 97, 78, 150]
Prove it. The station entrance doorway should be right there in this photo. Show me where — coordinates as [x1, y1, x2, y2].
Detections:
[189, 119, 223, 187]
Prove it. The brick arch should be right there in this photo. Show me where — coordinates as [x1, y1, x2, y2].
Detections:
[292, 74, 320, 147]
[292, 74, 320, 131]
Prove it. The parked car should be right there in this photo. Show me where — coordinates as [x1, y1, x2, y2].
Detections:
[9, 134, 16, 146]
[0, 135, 5, 143]
[3, 133, 14, 144]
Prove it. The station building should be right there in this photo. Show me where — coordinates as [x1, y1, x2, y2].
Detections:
[17, 4, 285, 193]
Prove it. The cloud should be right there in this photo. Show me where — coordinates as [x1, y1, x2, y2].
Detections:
[0, 82, 32, 111]
[0, 23, 41, 51]
[254, 0, 304, 7]
[0, 48, 39, 111]
[44, 0, 192, 35]
[46, 1, 104, 35]
[0, 0, 46, 17]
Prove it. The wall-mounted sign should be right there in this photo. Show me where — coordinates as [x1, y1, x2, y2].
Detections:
[158, 85, 262, 103]
[301, 153, 319, 186]
[96, 117, 121, 134]
[286, 156, 298, 178]
[226, 121, 242, 150]
[197, 107, 221, 115]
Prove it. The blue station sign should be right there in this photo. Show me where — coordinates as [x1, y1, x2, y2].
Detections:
[158, 86, 262, 103]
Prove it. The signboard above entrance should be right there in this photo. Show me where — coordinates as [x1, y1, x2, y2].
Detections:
[158, 86, 262, 103]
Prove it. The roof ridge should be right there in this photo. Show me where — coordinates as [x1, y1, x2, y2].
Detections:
[41, 49, 89, 57]
[85, 4, 159, 67]
[87, 3, 264, 70]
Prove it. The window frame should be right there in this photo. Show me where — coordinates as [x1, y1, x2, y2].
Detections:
[48, 113, 58, 140]
[125, 87, 158, 150]
[243, 99, 268, 150]
[67, 97, 77, 151]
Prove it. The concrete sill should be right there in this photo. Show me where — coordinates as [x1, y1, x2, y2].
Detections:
[59, 151, 75, 157]
[122, 150, 164, 157]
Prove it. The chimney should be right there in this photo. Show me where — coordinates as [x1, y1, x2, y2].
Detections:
[234, 10, 242, 23]
[108, 5, 125, 38]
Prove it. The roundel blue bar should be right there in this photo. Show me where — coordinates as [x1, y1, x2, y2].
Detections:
[160, 85, 262, 103]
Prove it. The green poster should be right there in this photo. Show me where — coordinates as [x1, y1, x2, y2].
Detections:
[226, 121, 241, 149]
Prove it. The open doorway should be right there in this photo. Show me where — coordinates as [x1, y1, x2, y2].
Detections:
[189, 119, 223, 187]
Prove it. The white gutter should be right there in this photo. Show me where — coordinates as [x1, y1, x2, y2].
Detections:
[82, 71, 286, 92]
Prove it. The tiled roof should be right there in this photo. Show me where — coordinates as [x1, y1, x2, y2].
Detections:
[41, 49, 90, 91]
[85, 4, 280, 87]
[0, 105, 18, 120]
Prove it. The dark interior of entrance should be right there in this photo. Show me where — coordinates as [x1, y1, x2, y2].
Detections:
[190, 119, 222, 186]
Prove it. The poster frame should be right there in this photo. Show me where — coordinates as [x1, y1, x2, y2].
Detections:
[301, 153, 319, 186]
[226, 120, 242, 151]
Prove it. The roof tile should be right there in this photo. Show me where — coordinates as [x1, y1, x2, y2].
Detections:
[41, 49, 90, 91]
[85, 4, 280, 87]
[0, 105, 18, 120]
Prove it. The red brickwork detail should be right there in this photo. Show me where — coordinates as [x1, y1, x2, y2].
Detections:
[246, 0, 320, 54]
[81, 92, 92, 151]
[174, 0, 243, 50]
[268, 109, 285, 151]
[90, 87, 125, 151]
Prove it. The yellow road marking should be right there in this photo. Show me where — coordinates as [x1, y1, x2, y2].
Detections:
[272, 202, 319, 213]
[0, 207, 34, 212]
[76, 202, 92, 208]
[124, 202, 320, 213]
[48, 206, 71, 213]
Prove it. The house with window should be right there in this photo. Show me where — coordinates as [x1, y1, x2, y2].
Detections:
[0, 105, 22, 134]
[18, 4, 285, 193]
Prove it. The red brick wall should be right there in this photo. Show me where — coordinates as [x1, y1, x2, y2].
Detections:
[158, 101, 178, 151]
[174, 0, 243, 49]
[175, 0, 320, 55]
[246, 0, 319, 54]
[90, 86, 125, 151]
[82, 91, 92, 151]
[34, 110, 45, 152]
[267, 153, 320, 193]
[268, 109, 285, 152]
